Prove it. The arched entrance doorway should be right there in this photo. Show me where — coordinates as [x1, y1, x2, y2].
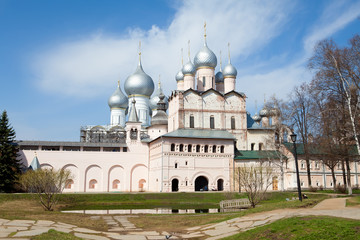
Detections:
[217, 179, 224, 191]
[195, 176, 208, 191]
[172, 179, 179, 192]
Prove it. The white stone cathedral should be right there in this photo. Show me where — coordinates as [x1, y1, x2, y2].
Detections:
[19, 28, 318, 193]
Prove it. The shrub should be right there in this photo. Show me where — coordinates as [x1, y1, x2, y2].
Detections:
[309, 186, 318, 192]
[336, 185, 346, 194]
[19, 168, 71, 211]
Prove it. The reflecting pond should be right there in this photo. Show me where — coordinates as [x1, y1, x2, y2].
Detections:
[62, 208, 243, 215]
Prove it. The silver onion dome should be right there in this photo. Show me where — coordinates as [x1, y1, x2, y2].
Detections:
[223, 63, 237, 77]
[124, 60, 154, 97]
[182, 60, 196, 75]
[108, 82, 128, 109]
[252, 113, 261, 122]
[194, 43, 217, 69]
[150, 82, 168, 111]
[215, 70, 224, 83]
[175, 69, 184, 81]
[259, 107, 269, 117]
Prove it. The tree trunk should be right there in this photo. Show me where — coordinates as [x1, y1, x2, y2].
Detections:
[305, 156, 312, 187]
[331, 168, 337, 192]
[345, 158, 352, 195]
[341, 160, 347, 186]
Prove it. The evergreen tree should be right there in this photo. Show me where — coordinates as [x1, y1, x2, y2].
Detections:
[0, 110, 21, 192]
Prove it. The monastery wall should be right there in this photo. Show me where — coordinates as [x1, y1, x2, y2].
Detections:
[19, 142, 149, 193]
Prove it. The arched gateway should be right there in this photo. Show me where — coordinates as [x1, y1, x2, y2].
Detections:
[172, 179, 179, 192]
[195, 176, 208, 191]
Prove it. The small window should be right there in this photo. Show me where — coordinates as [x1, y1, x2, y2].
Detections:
[171, 144, 175, 151]
[301, 162, 305, 170]
[89, 179, 97, 189]
[251, 143, 255, 151]
[204, 145, 208, 153]
[175, 163, 178, 169]
[212, 145, 216, 153]
[179, 144, 184, 152]
[190, 115, 194, 128]
[231, 116, 235, 130]
[196, 145, 201, 152]
[259, 143, 263, 151]
[220, 145, 224, 153]
[203, 76, 205, 87]
[123, 147, 127, 152]
[210, 116, 215, 129]
[185, 161, 188, 166]
[188, 144, 192, 152]
[65, 179, 74, 189]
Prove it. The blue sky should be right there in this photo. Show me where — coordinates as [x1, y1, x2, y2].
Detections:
[1, 0, 360, 141]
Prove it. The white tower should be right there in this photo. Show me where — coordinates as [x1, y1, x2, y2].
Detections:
[194, 22, 217, 91]
[223, 43, 237, 93]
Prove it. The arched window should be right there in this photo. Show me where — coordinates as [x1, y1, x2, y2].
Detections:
[231, 116, 235, 130]
[112, 179, 120, 189]
[175, 163, 178, 169]
[203, 76, 206, 87]
[65, 179, 74, 189]
[188, 144, 192, 152]
[179, 144, 184, 152]
[251, 143, 255, 151]
[89, 179, 97, 189]
[210, 116, 215, 129]
[196, 145, 201, 152]
[171, 144, 175, 151]
[220, 145, 225, 153]
[204, 145, 208, 153]
[190, 115, 194, 128]
[212, 145, 216, 153]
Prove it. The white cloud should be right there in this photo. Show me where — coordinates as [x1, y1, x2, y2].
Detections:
[32, 0, 294, 98]
[303, 0, 360, 55]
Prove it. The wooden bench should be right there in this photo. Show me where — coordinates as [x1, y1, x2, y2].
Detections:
[220, 198, 251, 209]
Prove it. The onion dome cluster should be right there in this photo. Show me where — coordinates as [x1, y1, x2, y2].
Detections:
[124, 61, 154, 97]
[108, 83, 128, 109]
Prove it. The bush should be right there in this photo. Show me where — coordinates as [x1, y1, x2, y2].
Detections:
[336, 185, 346, 194]
[309, 186, 318, 192]
[319, 185, 324, 191]
[19, 168, 71, 211]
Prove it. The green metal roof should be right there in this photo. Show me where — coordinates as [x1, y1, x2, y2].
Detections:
[283, 142, 359, 156]
[163, 129, 235, 140]
[234, 150, 286, 160]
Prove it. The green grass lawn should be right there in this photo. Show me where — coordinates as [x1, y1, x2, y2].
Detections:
[0, 192, 332, 233]
[32, 229, 82, 240]
[222, 216, 360, 240]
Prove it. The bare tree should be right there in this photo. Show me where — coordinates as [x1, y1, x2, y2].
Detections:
[20, 168, 71, 211]
[236, 162, 273, 208]
[263, 96, 291, 191]
[309, 36, 360, 195]
[287, 83, 314, 187]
